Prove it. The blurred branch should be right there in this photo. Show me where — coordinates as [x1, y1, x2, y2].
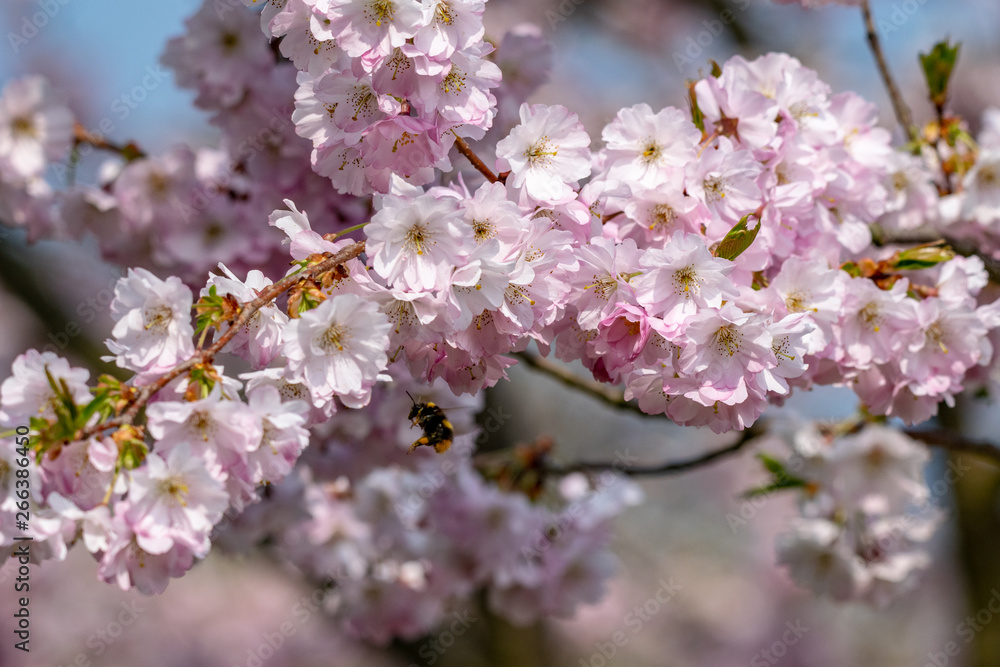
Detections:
[545, 423, 765, 477]
[541, 425, 1000, 478]
[903, 427, 1000, 466]
[73, 122, 146, 160]
[513, 351, 640, 414]
[704, 0, 752, 48]
[514, 352, 1000, 470]
[939, 401, 1000, 667]
[860, 0, 918, 143]
[0, 232, 119, 375]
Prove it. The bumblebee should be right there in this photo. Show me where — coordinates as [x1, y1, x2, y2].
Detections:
[406, 393, 454, 454]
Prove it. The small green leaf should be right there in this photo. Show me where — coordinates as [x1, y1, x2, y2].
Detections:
[750, 453, 809, 498]
[194, 284, 222, 335]
[709, 60, 722, 78]
[743, 478, 808, 498]
[78, 392, 111, 426]
[297, 290, 323, 315]
[713, 213, 760, 261]
[893, 243, 955, 270]
[840, 262, 863, 278]
[188, 366, 217, 398]
[28, 416, 48, 436]
[920, 39, 961, 109]
[121, 441, 148, 469]
[757, 452, 786, 476]
[687, 80, 705, 133]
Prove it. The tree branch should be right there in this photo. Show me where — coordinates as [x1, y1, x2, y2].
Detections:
[513, 352, 768, 476]
[514, 352, 1000, 471]
[860, 0, 918, 144]
[546, 422, 765, 477]
[76, 241, 366, 440]
[452, 134, 499, 184]
[0, 234, 119, 375]
[513, 351, 643, 415]
[73, 122, 146, 160]
[541, 425, 1000, 478]
[904, 427, 1000, 466]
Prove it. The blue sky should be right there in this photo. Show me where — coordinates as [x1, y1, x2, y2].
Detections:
[1, 0, 210, 151]
[2, 0, 998, 152]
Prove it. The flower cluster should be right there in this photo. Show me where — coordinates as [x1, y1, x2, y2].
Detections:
[215, 378, 639, 641]
[0, 341, 635, 635]
[771, 422, 940, 606]
[0, 75, 72, 239]
[351, 54, 1000, 432]
[270, 0, 501, 194]
[4, 0, 1000, 642]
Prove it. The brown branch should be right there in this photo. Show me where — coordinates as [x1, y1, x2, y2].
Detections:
[452, 134, 500, 184]
[904, 428, 1000, 467]
[76, 241, 366, 440]
[513, 351, 643, 415]
[512, 351, 765, 476]
[860, 0, 918, 144]
[545, 422, 765, 477]
[514, 351, 1000, 471]
[73, 122, 146, 160]
[543, 425, 1000, 478]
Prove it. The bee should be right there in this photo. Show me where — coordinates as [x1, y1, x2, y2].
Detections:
[406, 392, 454, 454]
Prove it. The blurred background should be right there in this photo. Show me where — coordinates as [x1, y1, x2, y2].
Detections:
[2, 0, 1000, 665]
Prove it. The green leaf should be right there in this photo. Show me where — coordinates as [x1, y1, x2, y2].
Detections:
[78, 391, 111, 426]
[713, 212, 760, 261]
[840, 262, 863, 278]
[757, 452, 786, 476]
[743, 478, 808, 498]
[28, 416, 48, 436]
[687, 80, 705, 133]
[920, 39, 961, 109]
[893, 243, 955, 270]
[194, 284, 222, 335]
[188, 366, 217, 398]
[750, 452, 809, 497]
[121, 441, 148, 469]
[43, 365, 82, 427]
[709, 60, 722, 78]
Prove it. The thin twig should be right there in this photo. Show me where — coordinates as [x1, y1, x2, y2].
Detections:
[73, 123, 146, 159]
[860, 0, 918, 143]
[545, 423, 765, 477]
[75, 242, 366, 440]
[452, 134, 499, 184]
